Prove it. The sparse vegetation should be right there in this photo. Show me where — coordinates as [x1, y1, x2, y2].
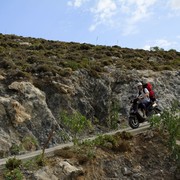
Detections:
[54, 131, 132, 165]
[5, 157, 22, 171]
[10, 144, 23, 155]
[34, 154, 46, 167]
[107, 101, 121, 129]
[23, 155, 47, 171]
[0, 33, 179, 179]
[8, 137, 39, 162]
[4, 157, 23, 180]
[60, 110, 92, 145]
[91, 131, 133, 153]
[149, 101, 180, 168]
[22, 136, 38, 151]
[3, 168, 23, 180]
[0, 34, 179, 84]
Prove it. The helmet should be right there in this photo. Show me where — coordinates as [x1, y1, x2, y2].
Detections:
[142, 78, 148, 84]
[137, 82, 142, 86]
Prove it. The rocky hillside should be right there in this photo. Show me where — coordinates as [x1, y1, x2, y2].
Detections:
[24, 130, 180, 180]
[0, 34, 179, 157]
[1, 130, 179, 179]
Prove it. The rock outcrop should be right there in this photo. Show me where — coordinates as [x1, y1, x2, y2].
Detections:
[46, 69, 180, 122]
[0, 69, 179, 157]
[0, 81, 62, 156]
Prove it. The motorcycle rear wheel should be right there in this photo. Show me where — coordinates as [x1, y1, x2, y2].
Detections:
[129, 116, 139, 129]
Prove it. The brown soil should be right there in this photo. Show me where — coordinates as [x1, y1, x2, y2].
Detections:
[73, 130, 179, 180]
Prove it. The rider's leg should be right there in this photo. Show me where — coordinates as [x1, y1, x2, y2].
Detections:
[141, 103, 147, 118]
[138, 103, 145, 117]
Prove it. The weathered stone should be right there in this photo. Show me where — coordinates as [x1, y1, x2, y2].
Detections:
[0, 81, 63, 152]
[34, 166, 58, 180]
[59, 160, 83, 176]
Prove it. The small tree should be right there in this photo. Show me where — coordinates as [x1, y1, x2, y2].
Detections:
[60, 111, 92, 145]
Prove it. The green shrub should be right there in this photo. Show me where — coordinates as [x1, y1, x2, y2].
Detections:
[22, 136, 38, 151]
[8, 42, 19, 48]
[23, 155, 46, 170]
[107, 101, 120, 129]
[93, 53, 104, 59]
[43, 50, 57, 57]
[149, 101, 180, 166]
[0, 59, 16, 69]
[79, 57, 91, 68]
[92, 133, 132, 152]
[63, 60, 80, 70]
[35, 154, 46, 167]
[5, 157, 22, 170]
[10, 144, 23, 155]
[28, 44, 44, 50]
[12, 70, 31, 80]
[26, 55, 39, 64]
[23, 159, 35, 170]
[79, 43, 92, 50]
[36, 64, 52, 73]
[4, 168, 23, 180]
[93, 134, 117, 147]
[60, 111, 92, 145]
[105, 51, 112, 56]
[102, 59, 112, 66]
[168, 59, 180, 68]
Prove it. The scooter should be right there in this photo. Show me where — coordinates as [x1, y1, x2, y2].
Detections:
[128, 98, 161, 129]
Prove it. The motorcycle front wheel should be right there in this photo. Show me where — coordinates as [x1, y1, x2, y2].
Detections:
[129, 116, 139, 129]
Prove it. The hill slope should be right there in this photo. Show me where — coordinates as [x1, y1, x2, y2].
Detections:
[0, 33, 179, 158]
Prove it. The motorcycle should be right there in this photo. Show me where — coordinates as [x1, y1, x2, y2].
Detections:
[128, 98, 161, 129]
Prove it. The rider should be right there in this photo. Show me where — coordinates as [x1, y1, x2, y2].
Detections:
[136, 82, 150, 118]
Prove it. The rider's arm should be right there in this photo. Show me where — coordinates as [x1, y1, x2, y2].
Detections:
[143, 88, 149, 98]
[137, 93, 143, 100]
[137, 88, 149, 100]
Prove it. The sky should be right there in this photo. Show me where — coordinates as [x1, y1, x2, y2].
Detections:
[0, 0, 180, 51]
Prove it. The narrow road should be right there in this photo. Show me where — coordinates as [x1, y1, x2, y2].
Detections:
[0, 123, 150, 167]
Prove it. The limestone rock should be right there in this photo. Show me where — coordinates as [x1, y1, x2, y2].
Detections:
[59, 160, 83, 175]
[34, 166, 58, 180]
[0, 81, 63, 154]
[11, 100, 31, 123]
[8, 81, 45, 101]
